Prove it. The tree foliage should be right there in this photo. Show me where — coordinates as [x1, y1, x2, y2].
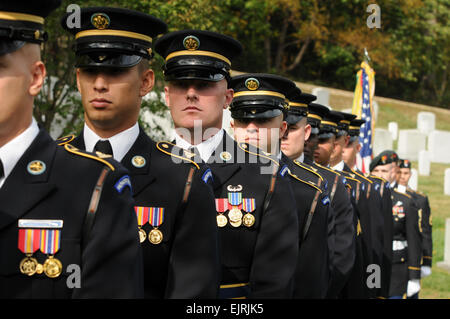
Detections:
[38, 0, 450, 137]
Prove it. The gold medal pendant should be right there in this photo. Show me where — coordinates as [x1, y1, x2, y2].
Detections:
[243, 213, 256, 227]
[43, 256, 63, 278]
[19, 255, 39, 276]
[228, 207, 243, 223]
[149, 228, 163, 245]
[230, 219, 242, 228]
[139, 228, 147, 243]
[216, 214, 228, 227]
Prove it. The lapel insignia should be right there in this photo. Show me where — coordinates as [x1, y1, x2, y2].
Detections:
[131, 155, 146, 168]
[27, 160, 46, 175]
[220, 151, 232, 162]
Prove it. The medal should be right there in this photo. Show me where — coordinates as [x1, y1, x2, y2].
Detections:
[19, 255, 40, 276]
[148, 207, 165, 245]
[215, 198, 229, 227]
[149, 228, 163, 245]
[230, 219, 242, 228]
[243, 213, 255, 227]
[228, 207, 243, 222]
[134, 206, 150, 244]
[18, 229, 40, 276]
[216, 214, 228, 227]
[242, 198, 256, 228]
[40, 229, 63, 278]
[139, 228, 147, 243]
[227, 191, 243, 223]
[43, 256, 63, 278]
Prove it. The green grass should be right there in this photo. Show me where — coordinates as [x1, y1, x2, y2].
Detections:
[411, 162, 450, 299]
[320, 86, 450, 299]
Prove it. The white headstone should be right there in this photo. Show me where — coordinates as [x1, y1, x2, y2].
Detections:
[445, 169, 450, 196]
[417, 112, 436, 136]
[312, 88, 330, 106]
[388, 122, 398, 141]
[418, 150, 431, 176]
[408, 168, 418, 191]
[437, 218, 450, 272]
[427, 130, 450, 164]
[397, 129, 427, 161]
[373, 128, 393, 157]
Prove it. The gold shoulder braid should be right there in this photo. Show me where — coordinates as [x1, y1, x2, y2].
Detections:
[56, 134, 75, 146]
[64, 144, 115, 171]
[156, 141, 200, 170]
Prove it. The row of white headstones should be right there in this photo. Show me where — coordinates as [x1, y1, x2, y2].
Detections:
[310, 87, 450, 196]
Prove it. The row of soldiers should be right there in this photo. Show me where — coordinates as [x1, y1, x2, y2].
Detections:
[0, 1, 432, 299]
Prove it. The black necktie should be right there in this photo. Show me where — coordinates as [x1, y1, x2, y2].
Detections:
[94, 140, 113, 157]
[188, 146, 201, 162]
[0, 159, 4, 180]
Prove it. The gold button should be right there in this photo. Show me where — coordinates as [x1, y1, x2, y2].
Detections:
[401, 258, 405, 262]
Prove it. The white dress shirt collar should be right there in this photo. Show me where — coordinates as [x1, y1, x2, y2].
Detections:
[296, 153, 305, 163]
[174, 129, 224, 163]
[331, 160, 345, 172]
[0, 118, 40, 188]
[83, 122, 140, 162]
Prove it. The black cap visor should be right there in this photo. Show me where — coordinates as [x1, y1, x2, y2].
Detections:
[231, 107, 283, 120]
[75, 52, 143, 68]
[0, 39, 26, 55]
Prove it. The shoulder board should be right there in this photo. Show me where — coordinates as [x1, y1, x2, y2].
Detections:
[288, 172, 322, 193]
[64, 144, 115, 171]
[368, 175, 387, 183]
[156, 141, 200, 169]
[351, 169, 373, 184]
[293, 160, 324, 182]
[56, 134, 75, 146]
[342, 176, 361, 184]
[315, 163, 341, 176]
[394, 188, 412, 199]
[237, 142, 279, 166]
[408, 187, 426, 198]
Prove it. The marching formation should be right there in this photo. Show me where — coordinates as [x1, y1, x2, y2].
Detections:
[0, 1, 433, 299]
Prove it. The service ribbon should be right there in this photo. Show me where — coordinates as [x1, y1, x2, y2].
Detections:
[18, 229, 40, 254]
[134, 206, 150, 227]
[242, 198, 256, 213]
[215, 198, 228, 212]
[149, 207, 164, 227]
[40, 229, 61, 255]
[227, 192, 242, 206]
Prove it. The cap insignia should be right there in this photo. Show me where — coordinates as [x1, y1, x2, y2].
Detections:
[245, 78, 259, 91]
[183, 35, 200, 51]
[91, 13, 110, 30]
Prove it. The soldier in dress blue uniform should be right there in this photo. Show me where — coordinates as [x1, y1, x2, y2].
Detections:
[61, 7, 220, 298]
[279, 86, 334, 298]
[319, 110, 370, 298]
[0, 1, 143, 298]
[397, 158, 432, 299]
[370, 151, 422, 299]
[300, 104, 356, 298]
[155, 31, 299, 298]
[229, 75, 332, 298]
[343, 118, 392, 298]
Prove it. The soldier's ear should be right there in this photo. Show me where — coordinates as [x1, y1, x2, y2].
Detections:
[139, 68, 154, 97]
[164, 86, 170, 109]
[29, 61, 46, 97]
[304, 123, 312, 141]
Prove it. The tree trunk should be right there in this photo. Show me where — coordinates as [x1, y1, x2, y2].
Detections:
[274, 17, 289, 72]
[284, 37, 311, 72]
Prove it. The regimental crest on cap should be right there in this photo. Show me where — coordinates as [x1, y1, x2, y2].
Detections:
[91, 13, 110, 30]
[245, 78, 260, 91]
[183, 35, 200, 51]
